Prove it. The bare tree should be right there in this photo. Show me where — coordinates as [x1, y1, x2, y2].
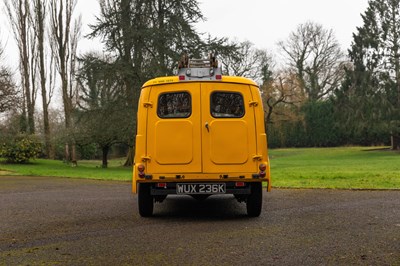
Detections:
[221, 40, 271, 83]
[278, 21, 346, 101]
[261, 70, 305, 124]
[32, 0, 56, 158]
[5, 0, 37, 133]
[49, 0, 81, 165]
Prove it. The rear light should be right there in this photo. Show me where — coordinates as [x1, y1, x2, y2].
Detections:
[156, 183, 167, 188]
[179, 75, 185, 80]
[137, 164, 145, 178]
[215, 74, 222, 80]
[235, 181, 245, 187]
[259, 163, 267, 178]
[259, 164, 267, 171]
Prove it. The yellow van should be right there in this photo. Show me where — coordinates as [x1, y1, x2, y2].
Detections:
[132, 55, 271, 217]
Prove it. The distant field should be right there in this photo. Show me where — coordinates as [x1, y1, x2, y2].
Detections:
[1, 147, 400, 189]
[269, 147, 400, 189]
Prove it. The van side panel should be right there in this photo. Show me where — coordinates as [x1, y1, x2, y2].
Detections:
[132, 87, 151, 193]
[250, 85, 271, 191]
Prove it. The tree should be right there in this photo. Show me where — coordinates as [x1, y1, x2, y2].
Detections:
[88, 0, 213, 166]
[278, 21, 346, 101]
[76, 53, 127, 168]
[221, 40, 271, 83]
[32, 0, 55, 158]
[340, 0, 400, 149]
[0, 68, 18, 113]
[5, 0, 37, 134]
[262, 70, 305, 125]
[0, 41, 19, 113]
[49, 0, 82, 164]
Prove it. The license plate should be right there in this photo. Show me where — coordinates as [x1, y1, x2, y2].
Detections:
[176, 183, 226, 195]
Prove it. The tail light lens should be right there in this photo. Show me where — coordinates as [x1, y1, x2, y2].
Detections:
[137, 164, 145, 178]
[156, 183, 167, 188]
[259, 163, 267, 178]
[235, 181, 245, 187]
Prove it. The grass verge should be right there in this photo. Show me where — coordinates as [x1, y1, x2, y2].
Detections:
[0, 158, 132, 181]
[269, 147, 400, 189]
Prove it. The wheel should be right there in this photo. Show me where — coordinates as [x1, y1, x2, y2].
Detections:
[246, 182, 262, 217]
[138, 183, 154, 217]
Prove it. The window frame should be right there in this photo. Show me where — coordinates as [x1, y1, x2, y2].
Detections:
[157, 91, 192, 119]
[210, 91, 245, 118]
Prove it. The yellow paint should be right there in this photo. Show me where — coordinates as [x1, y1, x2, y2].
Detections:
[132, 74, 271, 193]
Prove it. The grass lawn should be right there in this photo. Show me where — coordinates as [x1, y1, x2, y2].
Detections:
[0, 158, 132, 181]
[269, 146, 400, 189]
[1, 147, 399, 189]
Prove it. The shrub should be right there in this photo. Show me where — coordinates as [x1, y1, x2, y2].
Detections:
[0, 135, 42, 163]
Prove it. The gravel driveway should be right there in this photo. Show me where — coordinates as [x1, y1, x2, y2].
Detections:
[0, 176, 399, 265]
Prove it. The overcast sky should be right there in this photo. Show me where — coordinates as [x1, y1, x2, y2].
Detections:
[197, 0, 369, 52]
[2, 0, 370, 64]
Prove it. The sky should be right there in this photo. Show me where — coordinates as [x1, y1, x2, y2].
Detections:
[196, 0, 370, 52]
[1, 0, 370, 64]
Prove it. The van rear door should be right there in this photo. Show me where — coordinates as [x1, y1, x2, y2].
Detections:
[146, 81, 258, 176]
[146, 83, 201, 174]
[201, 83, 258, 174]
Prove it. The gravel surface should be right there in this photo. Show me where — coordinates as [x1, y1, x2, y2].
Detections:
[0, 176, 399, 265]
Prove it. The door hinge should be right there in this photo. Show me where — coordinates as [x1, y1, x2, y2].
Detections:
[252, 155, 263, 161]
[143, 102, 153, 108]
[249, 101, 258, 107]
[141, 156, 151, 162]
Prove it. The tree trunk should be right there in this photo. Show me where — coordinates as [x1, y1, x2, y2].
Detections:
[71, 143, 77, 166]
[124, 146, 134, 167]
[36, 0, 53, 158]
[391, 135, 400, 150]
[64, 143, 69, 162]
[102, 146, 109, 168]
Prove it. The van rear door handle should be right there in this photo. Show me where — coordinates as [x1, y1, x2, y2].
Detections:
[205, 122, 210, 132]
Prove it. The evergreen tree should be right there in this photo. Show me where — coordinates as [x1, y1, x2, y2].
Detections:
[339, 0, 400, 149]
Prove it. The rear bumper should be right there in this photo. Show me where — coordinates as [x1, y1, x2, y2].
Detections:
[132, 175, 271, 194]
[149, 182, 252, 196]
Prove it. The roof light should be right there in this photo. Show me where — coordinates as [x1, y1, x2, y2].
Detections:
[179, 75, 185, 81]
[215, 74, 222, 80]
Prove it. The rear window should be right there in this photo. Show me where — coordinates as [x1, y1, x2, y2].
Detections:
[211, 92, 245, 118]
[157, 92, 191, 118]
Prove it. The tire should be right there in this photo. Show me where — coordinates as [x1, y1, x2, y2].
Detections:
[138, 183, 154, 217]
[246, 182, 263, 217]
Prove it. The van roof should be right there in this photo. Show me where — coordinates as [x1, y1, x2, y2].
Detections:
[142, 75, 258, 88]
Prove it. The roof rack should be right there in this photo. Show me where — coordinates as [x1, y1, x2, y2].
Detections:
[177, 53, 221, 81]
